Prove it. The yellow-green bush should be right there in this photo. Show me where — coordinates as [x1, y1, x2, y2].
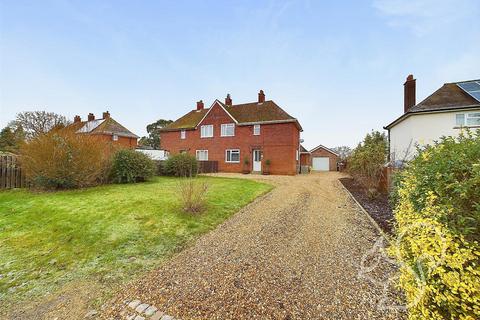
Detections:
[390, 131, 480, 319]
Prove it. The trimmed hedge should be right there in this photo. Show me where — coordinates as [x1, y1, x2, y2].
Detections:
[390, 131, 480, 319]
[110, 149, 156, 183]
[164, 153, 198, 177]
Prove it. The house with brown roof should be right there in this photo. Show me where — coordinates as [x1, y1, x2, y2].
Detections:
[159, 90, 303, 175]
[385, 75, 480, 162]
[70, 111, 139, 149]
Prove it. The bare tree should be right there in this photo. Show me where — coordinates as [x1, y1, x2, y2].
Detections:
[332, 145, 352, 160]
[15, 111, 70, 139]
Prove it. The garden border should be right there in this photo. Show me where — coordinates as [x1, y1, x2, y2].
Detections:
[338, 179, 391, 242]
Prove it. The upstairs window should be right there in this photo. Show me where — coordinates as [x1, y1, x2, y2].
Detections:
[221, 123, 235, 137]
[225, 149, 240, 163]
[456, 113, 480, 126]
[196, 150, 208, 161]
[112, 134, 118, 141]
[180, 130, 186, 139]
[201, 125, 213, 138]
[253, 124, 261, 135]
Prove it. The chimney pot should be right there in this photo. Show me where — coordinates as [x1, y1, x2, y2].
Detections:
[258, 90, 265, 103]
[196, 100, 204, 110]
[102, 111, 110, 119]
[87, 113, 95, 121]
[225, 94, 232, 106]
[74, 115, 81, 123]
[404, 74, 416, 113]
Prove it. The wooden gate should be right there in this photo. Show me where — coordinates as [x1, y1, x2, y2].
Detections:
[0, 155, 26, 189]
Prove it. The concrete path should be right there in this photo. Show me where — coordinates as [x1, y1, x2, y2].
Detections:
[102, 172, 404, 320]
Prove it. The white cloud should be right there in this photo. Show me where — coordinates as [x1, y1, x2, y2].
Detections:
[373, 0, 480, 36]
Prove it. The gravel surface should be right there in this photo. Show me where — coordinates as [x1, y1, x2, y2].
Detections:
[101, 172, 404, 320]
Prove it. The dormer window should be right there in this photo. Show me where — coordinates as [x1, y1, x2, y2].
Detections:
[221, 123, 235, 137]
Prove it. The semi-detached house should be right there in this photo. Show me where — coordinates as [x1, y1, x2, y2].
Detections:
[159, 90, 303, 175]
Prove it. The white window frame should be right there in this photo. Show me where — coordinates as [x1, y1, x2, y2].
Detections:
[112, 134, 118, 141]
[180, 130, 186, 139]
[225, 149, 240, 163]
[221, 123, 235, 137]
[456, 112, 480, 127]
[196, 150, 208, 161]
[253, 124, 261, 135]
[200, 125, 213, 138]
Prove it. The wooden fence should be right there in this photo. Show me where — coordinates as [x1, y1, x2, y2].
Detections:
[0, 155, 26, 189]
[198, 161, 218, 174]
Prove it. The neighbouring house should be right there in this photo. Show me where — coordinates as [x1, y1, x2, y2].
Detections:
[384, 75, 480, 162]
[159, 90, 303, 175]
[309, 144, 339, 171]
[70, 112, 139, 148]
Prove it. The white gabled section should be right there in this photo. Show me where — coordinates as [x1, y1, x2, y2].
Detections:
[309, 144, 339, 156]
[196, 100, 238, 128]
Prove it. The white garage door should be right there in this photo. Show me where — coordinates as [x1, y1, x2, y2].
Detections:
[312, 157, 330, 171]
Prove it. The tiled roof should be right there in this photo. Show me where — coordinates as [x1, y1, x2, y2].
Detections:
[69, 117, 139, 138]
[385, 80, 480, 129]
[162, 99, 301, 131]
[409, 82, 479, 113]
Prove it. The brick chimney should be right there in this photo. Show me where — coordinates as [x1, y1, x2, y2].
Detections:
[225, 94, 232, 106]
[74, 115, 81, 123]
[196, 100, 204, 110]
[258, 90, 265, 103]
[404, 74, 416, 113]
[102, 111, 110, 119]
[87, 113, 95, 121]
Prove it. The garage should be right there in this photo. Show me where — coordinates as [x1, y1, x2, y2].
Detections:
[309, 144, 339, 171]
[312, 157, 330, 171]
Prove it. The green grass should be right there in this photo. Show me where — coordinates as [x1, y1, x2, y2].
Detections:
[0, 176, 272, 304]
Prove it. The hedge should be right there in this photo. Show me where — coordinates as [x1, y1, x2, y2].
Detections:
[389, 131, 480, 319]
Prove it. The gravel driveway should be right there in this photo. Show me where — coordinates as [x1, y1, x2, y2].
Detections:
[102, 172, 404, 320]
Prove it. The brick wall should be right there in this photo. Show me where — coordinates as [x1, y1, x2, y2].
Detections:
[94, 134, 138, 149]
[160, 104, 300, 175]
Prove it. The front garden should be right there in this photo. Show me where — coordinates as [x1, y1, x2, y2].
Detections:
[0, 176, 272, 309]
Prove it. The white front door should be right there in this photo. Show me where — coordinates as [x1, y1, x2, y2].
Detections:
[312, 157, 330, 171]
[253, 150, 262, 172]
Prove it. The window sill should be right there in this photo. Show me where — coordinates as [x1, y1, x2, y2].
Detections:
[200, 136, 214, 139]
[454, 125, 480, 129]
[225, 161, 240, 164]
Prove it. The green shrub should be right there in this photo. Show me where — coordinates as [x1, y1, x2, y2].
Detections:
[389, 131, 480, 319]
[348, 130, 387, 197]
[20, 129, 110, 190]
[164, 153, 198, 177]
[110, 149, 156, 183]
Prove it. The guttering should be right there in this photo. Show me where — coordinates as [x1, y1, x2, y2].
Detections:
[384, 104, 480, 130]
[238, 119, 303, 131]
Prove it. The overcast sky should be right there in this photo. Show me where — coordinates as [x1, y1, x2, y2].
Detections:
[1, 0, 479, 149]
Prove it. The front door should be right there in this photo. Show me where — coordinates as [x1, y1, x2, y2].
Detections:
[253, 150, 262, 172]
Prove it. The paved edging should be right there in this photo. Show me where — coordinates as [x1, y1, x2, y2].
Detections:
[338, 179, 392, 243]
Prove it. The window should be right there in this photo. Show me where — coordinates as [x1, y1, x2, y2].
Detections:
[456, 113, 480, 126]
[201, 125, 213, 138]
[296, 149, 299, 161]
[253, 124, 260, 135]
[196, 150, 208, 161]
[112, 134, 118, 141]
[225, 149, 240, 163]
[180, 130, 186, 139]
[221, 123, 235, 136]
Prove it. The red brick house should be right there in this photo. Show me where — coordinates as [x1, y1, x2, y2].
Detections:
[70, 112, 138, 149]
[159, 90, 303, 175]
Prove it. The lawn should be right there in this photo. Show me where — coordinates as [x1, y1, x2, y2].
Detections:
[0, 176, 272, 306]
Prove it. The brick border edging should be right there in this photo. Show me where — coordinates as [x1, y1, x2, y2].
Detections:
[337, 179, 392, 243]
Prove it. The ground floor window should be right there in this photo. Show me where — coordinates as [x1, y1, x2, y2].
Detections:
[225, 149, 240, 163]
[196, 150, 208, 161]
